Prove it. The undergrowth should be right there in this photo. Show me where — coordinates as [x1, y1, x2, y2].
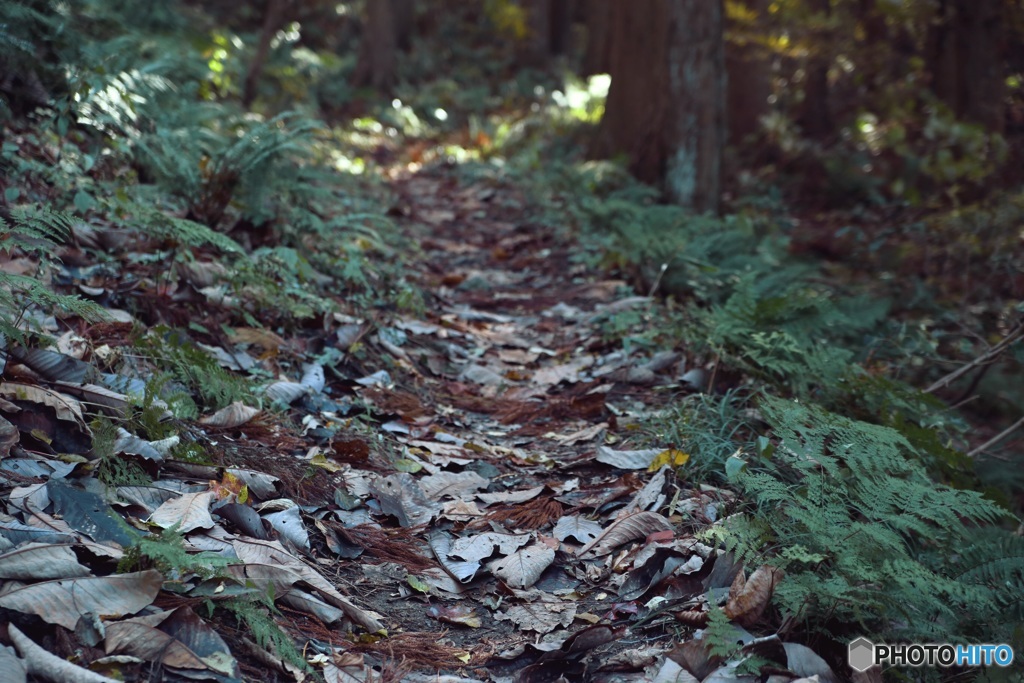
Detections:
[508, 151, 1023, 673]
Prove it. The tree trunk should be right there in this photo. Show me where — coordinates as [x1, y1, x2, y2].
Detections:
[797, 0, 832, 139]
[352, 0, 398, 91]
[393, 0, 415, 52]
[665, 0, 725, 212]
[593, 0, 724, 213]
[726, 0, 771, 144]
[581, 0, 612, 76]
[242, 0, 290, 107]
[927, 0, 1005, 132]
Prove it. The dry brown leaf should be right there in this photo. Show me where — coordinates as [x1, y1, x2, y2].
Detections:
[199, 401, 260, 428]
[0, 570, 162, 629]
[579, 511, 676, 558]
[724, 565, 784, 626]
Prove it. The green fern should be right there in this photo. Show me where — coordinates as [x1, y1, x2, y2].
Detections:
[132, 326, 253, 411]
[219, 596, 310, 672]
[134, 111, 321, 228]
[718, 396, 1016, 643]
[0, 205, 107, 343]
[120, 526, 234, 580]
[91, 416, 152, 487]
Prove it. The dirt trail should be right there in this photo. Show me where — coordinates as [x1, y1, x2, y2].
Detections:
[308, 168, 716, 679]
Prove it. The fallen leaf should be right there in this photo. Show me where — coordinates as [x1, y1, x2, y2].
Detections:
[487, 543, 555, 588]
[0, 570, 162, 629]
[724, 565, 784, 626]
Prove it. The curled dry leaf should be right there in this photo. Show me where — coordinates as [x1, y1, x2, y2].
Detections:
[724, 565, 784, 626]
[199, 401, 261, 428]
[0, 382, 87, 428]
[579, 511, 676, 558]
[263, 380, 308, 405]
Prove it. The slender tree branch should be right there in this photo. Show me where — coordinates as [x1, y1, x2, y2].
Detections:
[968, 415, 1024, 458]
[925, 321, 1024, 394]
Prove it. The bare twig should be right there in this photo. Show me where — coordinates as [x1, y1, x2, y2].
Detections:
[8, 624, 119, 683]
[925, 321, 1024, 394]
[968, 415, 1024, 458]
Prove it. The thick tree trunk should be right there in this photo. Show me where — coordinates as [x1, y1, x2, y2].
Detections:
[393, 0, 415, 52]
[726, 0, 771, 144]
[927, 0, 1005, 132]
[592, 0, 724, 213]
[242, 0, 290, 107]
[520, 0, 573, 65]
[352, 0, 398, 91]
[590, 2, 669, 185]
[665, 0, 725, 212]
[581, 0, 612, 76]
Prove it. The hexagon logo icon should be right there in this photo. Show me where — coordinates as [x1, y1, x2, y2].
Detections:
[848, 637, 876, 672]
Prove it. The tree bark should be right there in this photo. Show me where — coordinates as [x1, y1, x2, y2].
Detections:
[927, 0, 1005, 132]
[665, 0, 725, 212]
[581, 0, 612, 76]
[352, 0, 398, 91]
[592, 0, 725, 213]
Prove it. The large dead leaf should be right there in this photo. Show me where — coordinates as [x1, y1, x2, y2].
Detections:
[148, 490, 216, 533]
[579, 511, 675, 558]
[428, 531, 482, 583]
[552, 515, 603, 544]
[231, 538, 384, 633]
[419, 470, 488, 500]
[450, 531, 531, 563]
[724, 565, 784, 626]
[595, 445, 663, 470]
[105, 606, 239, 677]
[0, 542, 91, 579]
[0, 569, 162, 629]
[368, 473, 439, 527]
[494, 601, 576, 633]
[487, 543, 555, 588]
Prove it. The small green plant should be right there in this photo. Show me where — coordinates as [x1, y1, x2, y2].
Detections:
[132, 327, 253, 411]
[134, 111, 321, 229]
[0, 206, 106, 343]
[119, 525, 234, 580]
[218, 595, 310, 673]
[90, 416, 152, 487]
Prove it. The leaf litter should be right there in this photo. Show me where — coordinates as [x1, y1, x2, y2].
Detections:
[0, 168, 840, 683]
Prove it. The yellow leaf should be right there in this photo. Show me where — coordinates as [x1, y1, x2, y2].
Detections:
[310, 452, 343, 473]
[648, 449, 690, 471]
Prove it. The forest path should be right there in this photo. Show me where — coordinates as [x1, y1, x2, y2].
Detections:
[308, 167, 719, 679]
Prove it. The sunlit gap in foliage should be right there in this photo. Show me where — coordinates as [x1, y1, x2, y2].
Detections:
[551, 74, 610, 124]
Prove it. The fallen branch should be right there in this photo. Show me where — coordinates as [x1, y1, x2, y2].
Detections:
[925, 321, 1024, 394]
[968, 415, 1024, 458]
[8, 624, 119, 683]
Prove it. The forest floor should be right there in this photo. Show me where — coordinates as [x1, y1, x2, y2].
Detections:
[0, 160, 820, 683]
